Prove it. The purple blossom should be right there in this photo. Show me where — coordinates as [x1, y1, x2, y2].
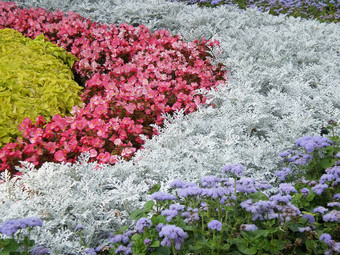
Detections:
[279, 183, 297, 195]
[19, 217, 43, 228]
[181, 207, 199, 224]
[31, 246, 50, 255]
[323, 210, 340, 222]
[109, 234, 130, 244]
[201, 187, 230, 199]
[295, 136, 333, 153]
[325, 166, 340, 178]
[293, 154, 313, 165]
[176, 186, 202, 198]
[74, 224, 84, 231]
[136, 218, 152, 233]
[201, 176, 221, 187]
[298, 226, 311, 232]
[222, 163, 244, 177]
[332, 242, 340, 253]
[300, 188, 310, 197]
[144, 239, 152, 246]
[269, 194, 291, 205]
[240, 199, 253, 211]
[115, 245, 132, 255]
[162, 209, 180, 222]
[151, 192, 177, 201]
[255, 181, 272, 190]
[159, 225, 188, 250]
[336, 152, 340, 158]
[312, 183, 328, 195]
[320, 233, 333, 245]
[320, 174, 336, 184]
[327, 202, 340, 208]
[240, 224, 258, 231]
[170, 180, 196, 189]
[302, 214, 315, 224]
[156, 223, 165, 232]
[275, 168, 291, 181]
[314, 206, 328, 214]
[236, 178, 257, 195]
[334, 193, 340, 200]
[83, 248, 96, 255]
[0, 220, 20, 236]
[207, 220, 222, 231]
[278, 150, 293, 157]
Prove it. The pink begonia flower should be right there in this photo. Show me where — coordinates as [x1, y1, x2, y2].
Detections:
[89, 149, 98, 158]
[54, 150, 66, 162]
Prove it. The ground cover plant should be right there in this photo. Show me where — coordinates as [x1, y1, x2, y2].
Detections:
[0, 1, 227, 177]
[0, 0, 340, 254]
[0, 27, 82, 147]
[171, 0, 340, 24]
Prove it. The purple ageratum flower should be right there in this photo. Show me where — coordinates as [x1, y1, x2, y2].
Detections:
[275, 168, 291, 181]
[293, 154, 313, 165]
[236, 178, 257, 195]
[19, 217, 43, 228]
[115, 245, 132, 255]
[0, 219, 21, 236]
[255, 180, 272, 190]
[325, 166, 340, 178]
[207, 220, 222, 231]
[156, 223, 165, 232]
[279, 183, 297, 195]
[83, 248, 96, 255]
[312, 183, 328, 195]
[300, 188, 310, 197]
[31, 246, 50, 255]
[323, 210, 340, 222]
[332, 242, 340, 253]
[314, 206, 328, 215]
[181, 207, 199, 224]
[109, 234, 130, 244]
[170, 179, 196, 189]
[328, 202, 340, 208]
[336, 152, 340, 158]
[320, 233, 333, 245]
[74, 224, 84, 231]
[240, 199, 253, 211]
[201, 186, 230, 199]
[201, 175, 221, 187]
[269, 194, 291, 205]
[162, 209, 180, 222]
[144, 239, 152, 246]
[240, 224, 258, 231]
[334, 193, 340, 200]
[151, 192, 177, 201]
[136, 218, 152, 233]
[295, 136, 333, 153]
[159, 225, 188, 250]
[176, 186, 202, 198]
[302, 214, 315, 224]
[222, 163, 244, 177]
[278, 150, 294, 158]
[320, 174, 336, 184]
[298, 226, 311, 232]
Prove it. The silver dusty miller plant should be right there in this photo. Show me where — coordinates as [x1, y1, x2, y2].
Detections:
[0, 0, 340, 253]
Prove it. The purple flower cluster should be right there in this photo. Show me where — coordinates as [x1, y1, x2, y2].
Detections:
[312, 183, 328, 195]
[207, 220, 222, 231]
[295, 136, 333, 153]
[159, 225, 188, 250]
[135, 218, 152, 233]
[161, 204, 185, 222]
[181, 207, 199, 224]
[151, 192, 177, 201]
[275, 167, 291, 181]
[240, 224, 258, 232]
[222, 163, 244, 177]
[31, 246, 50, 255]
[278, 183, 297, 195]
[201, 175, 221, 187]
[0, 217, 43, 237]
[115, 244, 133, 255]
[323, 210, 340, 222]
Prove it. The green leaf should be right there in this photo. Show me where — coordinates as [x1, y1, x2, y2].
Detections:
[319, 158, 336, 170]
[148, 184, 161, 195]
[150, 240, 160, 248]
[130, 209, 147, 220]
[268, 239, 285, 253]
[144, 201, 155, 211]
[236, 239, 257, 255]
[150, 247, 170, 255]
[247, 192, 269, 202]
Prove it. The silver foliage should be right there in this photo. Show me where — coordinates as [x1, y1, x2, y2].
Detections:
[1, 0, 340, 253]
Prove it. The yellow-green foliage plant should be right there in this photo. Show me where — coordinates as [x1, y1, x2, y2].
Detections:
[0, 28, 83, 146]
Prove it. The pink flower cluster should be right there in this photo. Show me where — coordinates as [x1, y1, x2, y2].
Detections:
[0, 1, 228, 176]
